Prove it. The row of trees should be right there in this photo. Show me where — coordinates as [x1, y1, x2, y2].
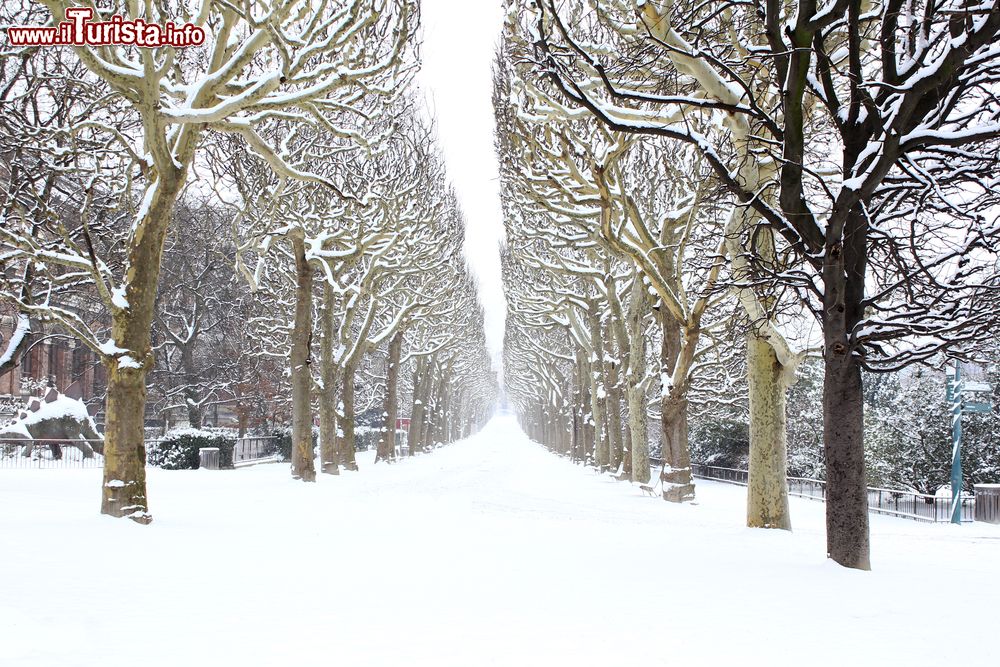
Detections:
[692, 357, 1000, 495]
[1, 2, 496, 521]
[499, 0, 1000, 570]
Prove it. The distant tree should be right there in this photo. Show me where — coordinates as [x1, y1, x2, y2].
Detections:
[2, 0, 416, 520]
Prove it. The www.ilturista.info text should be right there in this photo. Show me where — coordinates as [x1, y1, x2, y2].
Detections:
[6, 8, 205, 48]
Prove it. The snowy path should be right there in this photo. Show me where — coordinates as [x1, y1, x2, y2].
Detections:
[1, 414, 998, 666]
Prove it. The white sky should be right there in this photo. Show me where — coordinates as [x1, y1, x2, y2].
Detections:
[416, 0, 507, 363]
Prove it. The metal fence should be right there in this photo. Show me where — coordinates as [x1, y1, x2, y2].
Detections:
[233, 435, 280, 466]
[0, 439, 105, 469]
[690, 463, 976, 523]
[1, 435, 282, 469]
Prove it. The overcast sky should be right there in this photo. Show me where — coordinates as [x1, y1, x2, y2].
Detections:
[416, 0, 507, 364]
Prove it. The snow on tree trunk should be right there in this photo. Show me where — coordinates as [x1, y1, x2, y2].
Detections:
[102, 368, 151, 523]
[101, 170, 186, 523]
[181, 345, 203, 429]
[746, 334, 792, 530]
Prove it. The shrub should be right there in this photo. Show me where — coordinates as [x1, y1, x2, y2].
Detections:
[689, 418, 750, 469]
[355, 425, 381, 451]
[147, 428, 235, 470]
[269, 426, 318, 462]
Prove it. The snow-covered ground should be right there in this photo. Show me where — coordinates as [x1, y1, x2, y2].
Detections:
[2, 414, 998, 666]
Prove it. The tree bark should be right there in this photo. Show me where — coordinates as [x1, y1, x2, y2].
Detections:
[605, 339, 624, 473]
[319, 282, 340, 475]
[424, 363, 445, 450]
[237, 409, 248, 438]
[746, 334, 791, 529]
[289, 232, 316, 482]
[408, 357, 428, 454]
[376, 330, 403, 463]
[621, 420, 633, 482]
[821, 207, 870, 570]
[572, 367, 585, 463]
[587, 309, 609, 471]
[101, 171, 186, 523]
[577, 350, 595, 465]
[102, 367, 151, 523]
[659, 314, 694, 503]
[181, 345, 203, 429]
[438, 372, 452, 445]
[626, 291, 649, 484]
[336, 358, 359, 471]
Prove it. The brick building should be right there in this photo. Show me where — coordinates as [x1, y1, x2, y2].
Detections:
[0, 309, 106, 420]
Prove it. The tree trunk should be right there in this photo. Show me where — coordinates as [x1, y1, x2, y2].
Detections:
[289, 232, 316, 482]
[746, 334, 791, 529]
[181, 346, 203, 429]
[587, 309, 609, 471]
[821, 208, 870, 570]
[560, 409, 572, 455]
[626, 281, 650, 484]
[577, 350, 595, 465]
[408, 357, 427, 454]
[424, 364, 445, 449]
[572, 373, 585, 463]
[102, 367, 151, 523]
[823, 345, 868, 568]
[237, 409, 248, 438]
[101, 171, 186, 523]
[439, 376, 452, 445]
[336, 358, 359, 471]
[659, 395, 693, 501]
[376, 330, 403, 463]
[319, 282, 340, 475]
[621, 420, 633, 482]
[659, 314, 694, 503]
[605, 349, 624, 473]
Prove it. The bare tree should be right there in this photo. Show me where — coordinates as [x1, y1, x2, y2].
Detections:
[515, 0, 1000, 568]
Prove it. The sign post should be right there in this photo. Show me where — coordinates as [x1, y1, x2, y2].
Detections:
[949, 363, 964, 524]
[945, 361, 992, 524]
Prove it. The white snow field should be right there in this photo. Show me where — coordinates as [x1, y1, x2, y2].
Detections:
[2, 414, 998, 667]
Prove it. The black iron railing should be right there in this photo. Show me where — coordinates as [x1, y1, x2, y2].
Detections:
[690, 463, 976, 523]
[0, 438, 105, 468]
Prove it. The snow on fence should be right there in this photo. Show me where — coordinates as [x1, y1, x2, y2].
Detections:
[687, 463, 976, 523]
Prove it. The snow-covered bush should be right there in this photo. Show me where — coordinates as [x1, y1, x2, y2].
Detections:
[147, 429, 235, 470]
[689, 418, 749, 469]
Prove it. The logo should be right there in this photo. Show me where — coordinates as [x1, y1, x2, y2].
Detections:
[6, 7, 206, 48]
